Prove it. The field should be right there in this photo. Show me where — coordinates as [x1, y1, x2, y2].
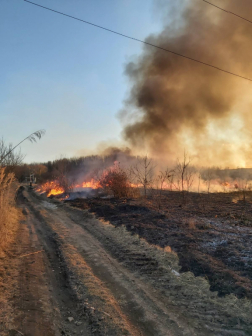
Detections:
[1, 186, 252, 335]
[67, 191, 252, 299]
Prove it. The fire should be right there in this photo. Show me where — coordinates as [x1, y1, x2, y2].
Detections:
[61, 194, 70, 200]
[74, 178, 101, 189]
[130, 183, 139, 188]
[36, 178, 101, 197]
[221, 181, 230, 187]
[80, 178, 100, 189]
[36, 180, 66, 197]
[48, 187, 65, 197]
[36, 163, 140, 198]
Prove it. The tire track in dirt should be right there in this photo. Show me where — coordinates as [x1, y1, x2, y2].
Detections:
[26, 189, 176, 336]
[7, 188, 58, 336]
[46, 215, 187, 336]
[15, 186, 92, 336]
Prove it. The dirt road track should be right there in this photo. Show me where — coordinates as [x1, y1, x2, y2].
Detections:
[6, 187, 252, 335]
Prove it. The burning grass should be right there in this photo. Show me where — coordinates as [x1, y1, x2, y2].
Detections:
[33, 154, 252, 299]
[36, 180, 65, 197]
[36, 162, 140, 199]
[34, 153, 252, 204]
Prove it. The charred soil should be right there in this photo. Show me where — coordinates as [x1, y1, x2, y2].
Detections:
[67, 191, 252, 299]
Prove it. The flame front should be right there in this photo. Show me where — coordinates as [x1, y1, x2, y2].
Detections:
[47, 187, 65, 197]
[36, 180, 66, 197]
[36, 178, 101, 197]
[74, 178, 101, 189]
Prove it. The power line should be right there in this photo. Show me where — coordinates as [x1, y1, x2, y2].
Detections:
[23, 0, 252, 82]
[202, 0, 252, 25]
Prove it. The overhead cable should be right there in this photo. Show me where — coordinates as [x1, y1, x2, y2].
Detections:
[202, 0, 252, 25]
[23, 0, 252, 82]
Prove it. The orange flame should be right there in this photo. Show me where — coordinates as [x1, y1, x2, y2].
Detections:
[47, 187, 65, 197]
[36, 180, 65, 197]
[36, 177, 102, 197]
[81, 178, 100, 189]
[36, 162, 140, 198]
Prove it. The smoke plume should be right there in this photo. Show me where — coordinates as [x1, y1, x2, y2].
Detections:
[120, 0, 252, 167]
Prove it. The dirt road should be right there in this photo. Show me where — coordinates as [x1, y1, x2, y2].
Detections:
[3, 187, 252, 335]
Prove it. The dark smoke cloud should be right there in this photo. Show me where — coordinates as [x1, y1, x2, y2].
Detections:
[100, 146, 132, 158]
[120, 0, 252, 166]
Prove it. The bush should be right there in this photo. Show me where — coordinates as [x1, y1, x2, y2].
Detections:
[99, 166, 130, 198]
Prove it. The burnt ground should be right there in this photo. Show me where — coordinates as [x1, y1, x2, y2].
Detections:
[2, 186, 252, 335]
[66, 191, 252, 299]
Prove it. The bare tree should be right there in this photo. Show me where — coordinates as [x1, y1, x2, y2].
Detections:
[204, 169, 214, 194]
[168, 173, 174, 191]
[0, 130, 45, 166]
[174, 152, 191, 190]
[197, 172, 201, 193]
[185, 166, 196, 192]
[130, 155, 154, 197]
[173, 152, 192, 204]
[152, 168, 173, 210]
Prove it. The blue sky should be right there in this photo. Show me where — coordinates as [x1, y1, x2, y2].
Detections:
[0, 0, 164, 162]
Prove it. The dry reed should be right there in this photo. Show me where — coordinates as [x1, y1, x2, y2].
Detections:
[0, 168, 20, 334]
[0, 167, 19, 252]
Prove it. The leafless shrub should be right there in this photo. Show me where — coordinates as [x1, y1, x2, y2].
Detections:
[57, 174, 73, 194]
[52, 159, 74, 193]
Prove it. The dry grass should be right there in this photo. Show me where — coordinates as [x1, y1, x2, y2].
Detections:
[0, 168, 21, 334]
[0, 168, 19, 253]
[187, 218, 197, 230]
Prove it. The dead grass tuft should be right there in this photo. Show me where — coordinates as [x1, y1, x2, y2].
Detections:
[163, 246, 172, 253]
[182, 217, 197, 229]
[188, 218, 197, 230]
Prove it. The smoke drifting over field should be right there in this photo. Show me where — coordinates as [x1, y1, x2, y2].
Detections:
[120, 0, 252, 167]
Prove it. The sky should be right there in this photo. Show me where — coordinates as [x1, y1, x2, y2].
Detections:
[0, 0, 164, 163]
